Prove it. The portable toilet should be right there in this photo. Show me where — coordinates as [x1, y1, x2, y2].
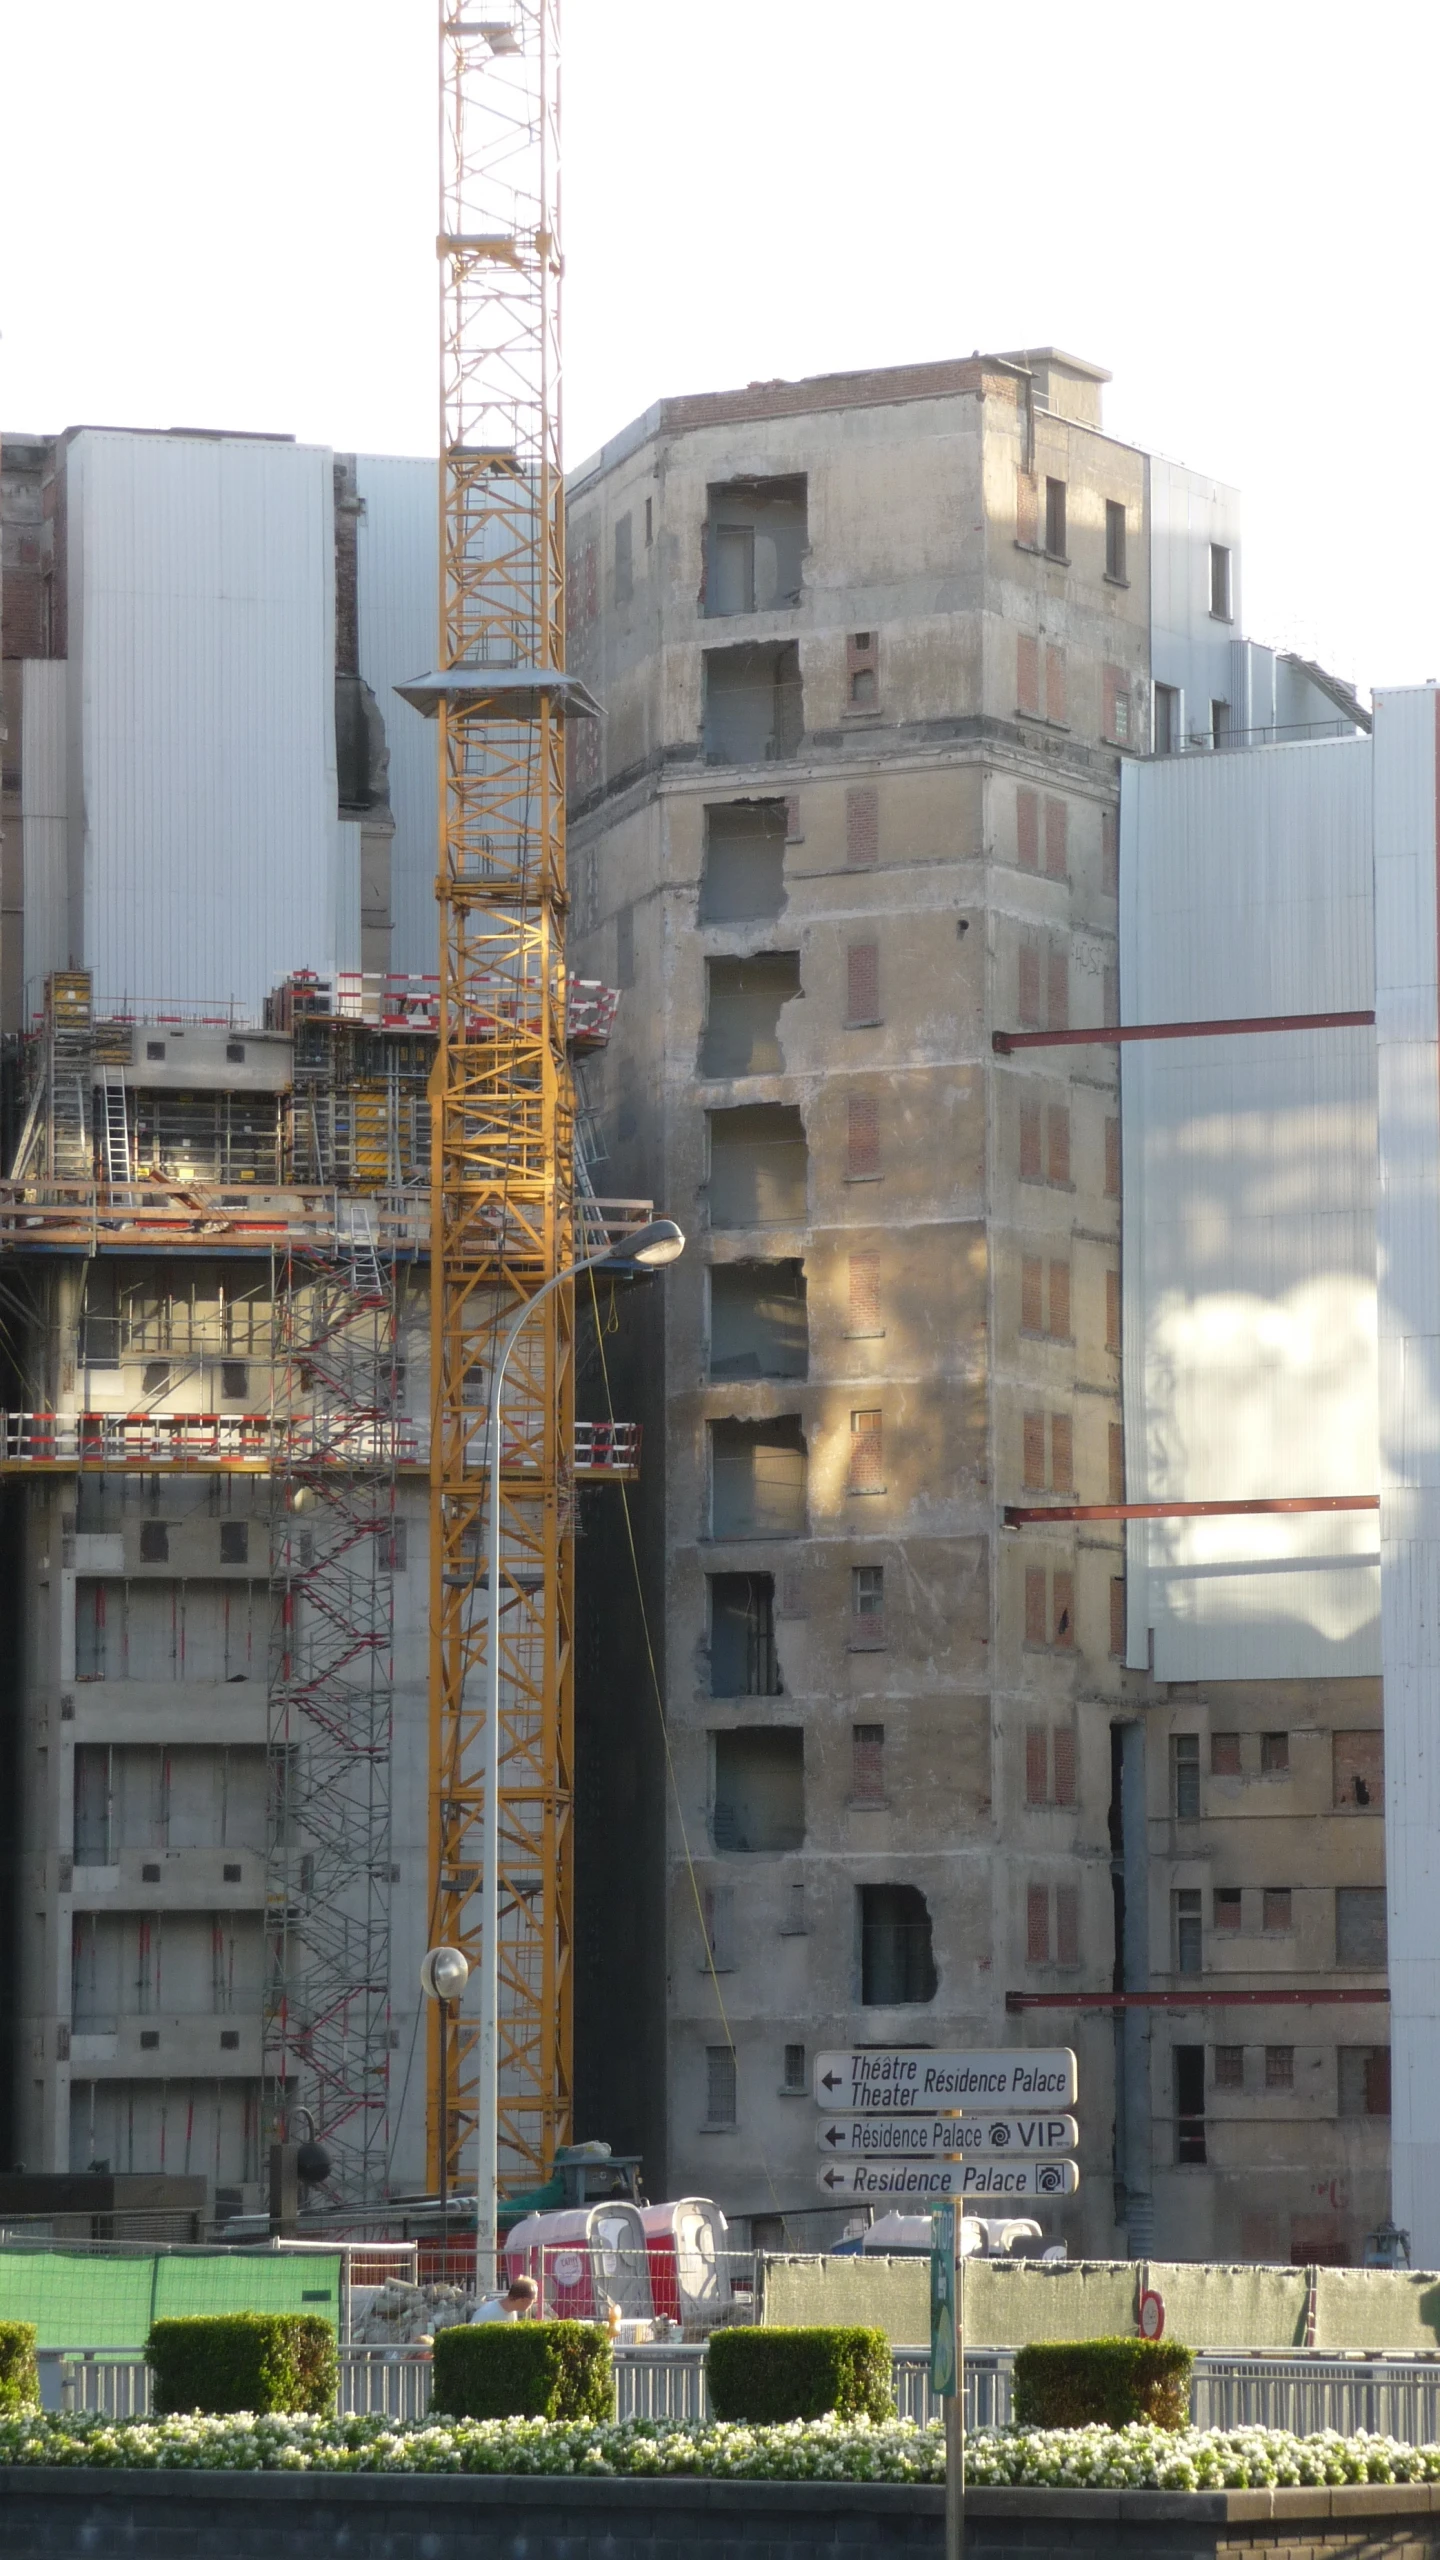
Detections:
[638, 2198, 730, 2331]
[504, 2202, 653, 2322]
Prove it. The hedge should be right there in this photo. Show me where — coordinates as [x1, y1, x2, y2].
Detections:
[707, 2326, 894, 2423]
[0, 2326, 38, 2415]
[145, 2314, 338, 2417]
[1013, 2338, 1194, 2432]
[430, 2322, 613, 2421]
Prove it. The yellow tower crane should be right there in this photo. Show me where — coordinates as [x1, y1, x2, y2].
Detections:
[400, 0, 590, 2244]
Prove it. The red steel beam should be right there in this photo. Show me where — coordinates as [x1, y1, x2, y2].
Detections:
[1004, 1496, 1378, 1526]
[1007, 1988, 1389, 2011]
[992, 1008, 1374, 1055]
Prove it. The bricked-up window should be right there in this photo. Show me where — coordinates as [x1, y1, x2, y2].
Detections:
[1175, 2045, 1207, 2162]
[846, 631, 880, 710]
[1022, 1571, 1073, 1653]
[845, 783, 879, 868]
[1338, 2046, 1391, 2116]
[1052, 1569, 1074, 1647]
[1175, 1890, 1202, 1974]
[614, 511, 633, 606]
[1173, 1735, 1200, 1819]
[1053, 1726, 1076, 1805]
[702, 1888, 735, 1971]
[1261, 1731, 1290, 1776]
[1016, 468, 1038, 547]
[1022, 1412, 1047, 1489]
[1026, 1884, 1050, 1963]
[1044, 644, 1067, 725]
[1263, 1888, 1292, 1933]
[1047, 1105, 1071, 1186]
[1045, 477, 1067, 559]
[1025, 1568, 1048, 1646]
[848, 1409, 884, 1493]
[1210, 543, 1233, 620]
[1105, 1117, 1120, 1198]
[1214, 1888, 1242, 1932]
[705, 2045, 737, 2123]
[1018, 939, 1042, 1029]
[1056, 1884, 1078, 1965]
[861, 1883, 936, 2004]
[847, 941, 881, 1025]
[1045, 798, 1068, 881]
[1020, 1258, 1071, 1338]
[848, 1251, 882, 1335]
[1109, 1423, 1125, 1505]
[1021, 1258, 1044, 1334]
[1211, 1732, 1241, 1776]
[1047, 945, 1069, 1030]
[1214, 2045, 1244, 2090]
[1103, 964, 1119, 1025]
[1017, 788, 1039, 870]
[1050, 1413, 1074, 1490]
[1103, 664, 1132, 746]
[1102, 808, 1119, 896]
[1017, 631, 1040, 717]
[1265, 2045, 1295, 2090]
[1110, 1576, 1126, 1658]
[1025, 1728, 1048, 1804]
[1334, 1729, 1382, 1809]
[1336, 1887, 1387, 1967]
[713, 1727, 804, 1851]
[1049, 1259, 1072, 1338]
[1105, 500, 1127, 583]
[852, 1722, 886, 1802]
[1019, 1103, 1042, 1182]
[851, 1565, 885, 1646]
[847, 1095, 881, 1179]
[1106, 1270, 1121, 1353]
[783, 2041, 806, 2091]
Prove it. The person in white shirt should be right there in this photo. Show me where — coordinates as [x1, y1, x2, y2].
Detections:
[469, 2274, 539, 2324]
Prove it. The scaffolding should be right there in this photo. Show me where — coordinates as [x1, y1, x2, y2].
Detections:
[263, 1200, 399, 2203]
[416, 0, 587, 2199]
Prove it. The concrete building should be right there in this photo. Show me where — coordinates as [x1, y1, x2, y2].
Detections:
[565, 347, 1367, 2257]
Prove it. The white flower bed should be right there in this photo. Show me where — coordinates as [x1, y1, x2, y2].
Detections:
[1, 2413, 1440, 2486]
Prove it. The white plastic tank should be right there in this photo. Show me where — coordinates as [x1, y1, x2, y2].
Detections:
[503, 2202, 653, 2321]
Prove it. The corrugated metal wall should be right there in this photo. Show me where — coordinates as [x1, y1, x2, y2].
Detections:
[1372, 683, 1440, 2264]
[354, 455, 438, 980]
[67, 430, 343, 1012]
[1120, 737, 1378, 1680]
[20, 658, 67, 1017]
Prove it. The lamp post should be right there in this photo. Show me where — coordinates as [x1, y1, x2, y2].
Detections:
[420, 1943, 470, 2240]
[472, 1217, 685, 2289]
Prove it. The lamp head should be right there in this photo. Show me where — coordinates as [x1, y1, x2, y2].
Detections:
[607, 1217, 684, 1270]
[420, 1945, 470, 2004]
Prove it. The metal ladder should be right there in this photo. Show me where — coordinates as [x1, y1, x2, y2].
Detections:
[98, 1071, 131, 1184]
[336, 1198, 384, 1304]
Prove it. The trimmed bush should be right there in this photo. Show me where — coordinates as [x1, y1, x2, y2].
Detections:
[707, 2325, 894, 2423]
[430, 2320, 613, 2421]
[0, 2325, 38, 2414]
[1013, 2338, 1194, 2432]
[145, 2313, 338, 2416]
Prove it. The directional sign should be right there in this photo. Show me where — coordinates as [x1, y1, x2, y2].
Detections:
[814, 2048, 1077, 2113]
[817, 2158, 1080, 2202]
[816, 2113, 1078, 2159]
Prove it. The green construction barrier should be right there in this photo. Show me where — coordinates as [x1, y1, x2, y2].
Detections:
[760, 2255, 929, 2344]
[963, 2259, 1137, 2346]
[0, 2249, 341, 2352]
[1139, 2261, 1308, 2350]
[1314, 2267, 1440, 2353]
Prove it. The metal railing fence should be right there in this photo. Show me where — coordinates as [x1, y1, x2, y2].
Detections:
[32, 2344, 1440, 2443]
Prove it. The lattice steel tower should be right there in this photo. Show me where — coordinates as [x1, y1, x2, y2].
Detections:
[406, 0, 589, 2203]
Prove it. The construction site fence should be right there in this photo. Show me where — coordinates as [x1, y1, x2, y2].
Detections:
[34, 2347, 1440, 2442]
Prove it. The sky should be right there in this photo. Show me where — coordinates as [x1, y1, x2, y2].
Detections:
[1, 0, 1434, 694]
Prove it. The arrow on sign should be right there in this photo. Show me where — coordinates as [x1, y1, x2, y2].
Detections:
[817, 2159, 1081, 2201]
[815, 2114, 1078, 2160]
[820, 2071, 842, 2092]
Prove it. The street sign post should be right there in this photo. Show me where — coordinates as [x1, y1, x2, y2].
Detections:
[930, 2202, 956, 2395]
[930, 2202, 963, 2560]
[814, 2049, 1077, 2112]
[818, 2158, 1080, 2201]
[816, 2113, 1078, 2158]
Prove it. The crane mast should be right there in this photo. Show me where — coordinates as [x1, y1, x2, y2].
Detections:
[429, 0, 575, 2211]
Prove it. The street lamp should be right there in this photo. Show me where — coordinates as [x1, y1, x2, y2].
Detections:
[471, 1216, 685, 2287]
[420, 1944, 470, 2235]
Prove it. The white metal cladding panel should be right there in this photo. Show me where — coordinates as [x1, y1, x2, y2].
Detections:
[1373, 683, 1440, 2263]
[66, 430, 341, 1012]
[1120, 739, 1378, 1680]
[20, 658, 68, 1017]
[354, 455, 438, 979]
